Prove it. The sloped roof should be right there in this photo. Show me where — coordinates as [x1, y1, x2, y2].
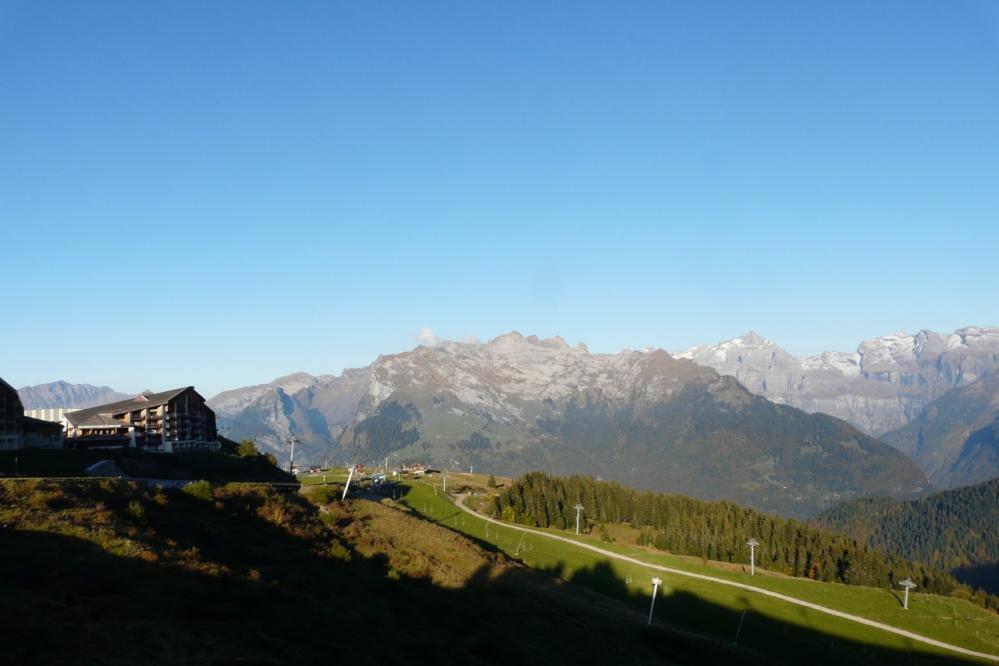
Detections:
[65, 387, 193, 426]
[19, 415, 64, 433]
[0, 376, 25, 415]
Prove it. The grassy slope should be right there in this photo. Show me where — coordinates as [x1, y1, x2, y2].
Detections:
[397, 479, 999, 664]
[0, 448, 295, 483]
[0, 478, 768, 666]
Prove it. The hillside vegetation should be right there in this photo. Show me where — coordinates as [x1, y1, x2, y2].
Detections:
[491, 472, 998, 611]
[402, 478, 999, 664]
[0, 478, 765, 665]
[881, 372, 999, 489]
[815, 477, 999, 594]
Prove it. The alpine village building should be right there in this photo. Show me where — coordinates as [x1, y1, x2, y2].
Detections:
[0, 377, 64, 450]
[64, 387, 219, 452]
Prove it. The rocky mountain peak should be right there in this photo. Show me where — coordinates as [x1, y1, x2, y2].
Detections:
[485, 331, 578, 353]
[739, 331, 770, 346]
[679, 325, 999, 435]
[486, 331, 526, 349]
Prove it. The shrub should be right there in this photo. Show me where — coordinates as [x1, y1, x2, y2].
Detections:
[183, 480, 213, 501]
[126, 500, 145, 521]
[487, 474, 497, 488]
[309, 486, 338, 505]
[599, 523, 613, 543]
[237, 440, 259, 458]
[329, 540, 352, 562]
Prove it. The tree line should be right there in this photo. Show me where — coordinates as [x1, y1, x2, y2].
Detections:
[814, 477, 999, 592]
[492, 471, 999, 612]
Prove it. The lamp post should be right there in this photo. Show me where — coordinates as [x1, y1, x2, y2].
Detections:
[574, 504, 584, 535]
[899, 578, 917, 609]
[747, 538, 759, 576]
[648, 577, 662, 625]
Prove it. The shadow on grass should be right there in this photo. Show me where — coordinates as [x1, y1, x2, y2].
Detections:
[545, 559, 977, 665]
[1, 480, 985, 666]
[0, 503, 760, 665]
[391, 486, 988, 666]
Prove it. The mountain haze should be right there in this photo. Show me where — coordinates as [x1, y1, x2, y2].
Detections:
[879, 371, 999, 489]
[675, 327, 999, 436]
[17, 381, 130, 409]
[208, 370, 371, 463]
[217, 332, 929, 517]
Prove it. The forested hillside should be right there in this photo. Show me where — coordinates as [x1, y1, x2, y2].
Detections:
[814, 477, 999, 594]
[880, 371, 999, 489]
[492, 472, 999, 611]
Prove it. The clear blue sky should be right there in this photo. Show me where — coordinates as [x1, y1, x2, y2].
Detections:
[2, 1, 998, 396]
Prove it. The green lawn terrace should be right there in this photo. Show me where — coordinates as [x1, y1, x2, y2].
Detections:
[395, 480, 999, 664]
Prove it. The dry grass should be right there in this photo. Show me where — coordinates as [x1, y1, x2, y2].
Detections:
[336, 499, 509, 588]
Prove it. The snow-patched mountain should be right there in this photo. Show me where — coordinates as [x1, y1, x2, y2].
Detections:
[674, 327, 999, 435]
[213, 332, 934, 516]
[214, 332, 924, 517]
[17, 381, 130, 409]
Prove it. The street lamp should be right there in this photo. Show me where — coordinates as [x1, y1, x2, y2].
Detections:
[747, 538, 759, 576]
[899, 578, 917, 609]
[648, 577, 663, 625]
[574, 504, 584, 535]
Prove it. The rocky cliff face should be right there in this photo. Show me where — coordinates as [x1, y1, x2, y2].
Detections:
[880, 371, 999, 489]
[213, 332, 932, 516]
[330, 332, 928, 517]
[208, 370, 371, 464]
[674, 327, 999, 435]
[17, 381, 130, 409]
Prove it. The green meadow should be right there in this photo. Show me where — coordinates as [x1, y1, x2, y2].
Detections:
[398, 480, 999, 665]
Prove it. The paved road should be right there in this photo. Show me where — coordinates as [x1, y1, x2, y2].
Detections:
[452, 494, 999, 664]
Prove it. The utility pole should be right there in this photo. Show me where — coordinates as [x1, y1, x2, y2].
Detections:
[899, 578, 917, 609]
[574, 504, 585, 536]
[443, 469, 447, 494]
[287, 437, 298, 474]
[342, 464, 356, 501]
[747, 538, 759, 576]
[648, 577, 662, 625]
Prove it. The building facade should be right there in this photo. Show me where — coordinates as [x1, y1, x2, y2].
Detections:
[0, 377, 64, 450]
[24, 407, 78, 426]
[64, 386, 219, 453]
[0, 377, 24, 450]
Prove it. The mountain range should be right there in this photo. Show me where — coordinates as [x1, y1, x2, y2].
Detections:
[674, 326, 999, 436]
[880, 371, 999, 489]
[17, 325, 999, 516]
[208, 332, 929, 517]
[17, 381, 130, 409]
